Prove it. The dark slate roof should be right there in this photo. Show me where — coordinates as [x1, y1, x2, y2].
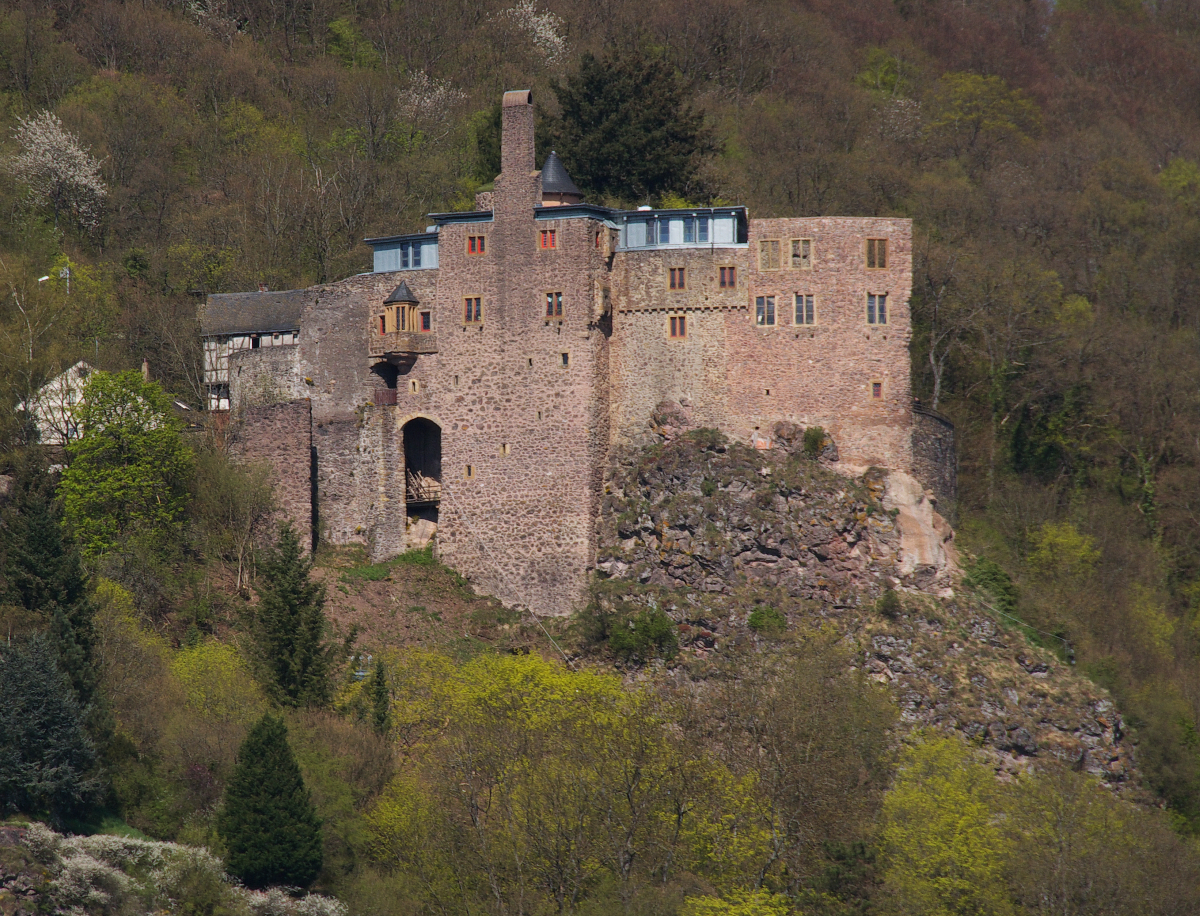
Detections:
[541, 151, 582, 196]
[200, 289, 310, 337]
[385, 281, 418, 304]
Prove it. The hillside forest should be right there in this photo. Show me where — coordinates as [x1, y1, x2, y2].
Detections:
[5, 0, 1200, 913]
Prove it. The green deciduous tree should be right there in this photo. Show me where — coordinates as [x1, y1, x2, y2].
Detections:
[879, 737, 1013, 916]
[59, 370, 193, 559]
[218, 713, 323, 889]
[0, 633, 100, 818]
[250, 525, 334, 707]
[551, 47, 715, 205]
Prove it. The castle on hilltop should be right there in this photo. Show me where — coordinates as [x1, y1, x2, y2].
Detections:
[200, 89, 954, 616]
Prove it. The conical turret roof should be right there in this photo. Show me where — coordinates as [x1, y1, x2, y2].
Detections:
[541, 151, 582, 196]
[384, 281, 418, 304]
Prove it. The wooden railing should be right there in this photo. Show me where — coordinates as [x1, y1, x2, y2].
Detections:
[406, 469, 441, 504]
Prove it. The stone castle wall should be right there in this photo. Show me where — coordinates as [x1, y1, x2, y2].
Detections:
[609, 217, 914, 471]
[912, 406, 957, 518]
[228, 399, 314, 548]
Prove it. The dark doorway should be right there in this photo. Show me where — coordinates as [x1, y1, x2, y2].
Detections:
[403, 418, 441, 520]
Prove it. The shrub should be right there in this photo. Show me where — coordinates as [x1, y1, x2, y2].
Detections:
[748, 605, 786, 634]
[803, 426, 826, 459]
[876, 588, 903, 619]
[964, 557, 1018, 615]
[608, 608, 679, 663]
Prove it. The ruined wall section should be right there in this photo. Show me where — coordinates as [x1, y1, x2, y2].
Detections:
[292, 273, 418, 556]
[227, 399, 314, 549]
[228, 345, 304, 408]
[912, 406, 957, 518]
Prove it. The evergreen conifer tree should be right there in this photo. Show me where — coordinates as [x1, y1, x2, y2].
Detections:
[251, 525, 334, 706]
[218, 713, 323, 889]
[0, 634, 100, 818]
[0, 451, 98, 707]
[369, 658, 390, 735]
[551, 47, 715, 204]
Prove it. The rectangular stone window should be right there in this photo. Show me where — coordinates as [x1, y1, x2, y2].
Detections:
[420, 310, 432, 331]
[795, 294, 815, 325]
[378, 314, 386, 334]
[468, 235, 486, 255]
[669, 315, 687, 338]
[561, 352, 570, 367]
[872, 381, 883, 399]
[867, 293, 888, 325]
[669, 267, 686, 290]
[540, 229, 557, 249]
[465, 465, 475, 479]
[756, 295, 776, 326]
[719, 266, 737, 288]
[464, 297, 482, 323]
[866, 238, 888, 269]
[759, 240, 781, 270]
[546, 291, 563, 318]
[792, 238, 812, 269]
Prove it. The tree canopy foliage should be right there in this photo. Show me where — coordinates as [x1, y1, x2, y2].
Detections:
[59, 370, 193, 559]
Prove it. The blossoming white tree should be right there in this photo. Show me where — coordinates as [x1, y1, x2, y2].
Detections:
[8, 110, 107, 234]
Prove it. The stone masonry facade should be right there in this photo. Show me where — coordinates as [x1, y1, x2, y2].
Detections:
[202, 89, 954, 617]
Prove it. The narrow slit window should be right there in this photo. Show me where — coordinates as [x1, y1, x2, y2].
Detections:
[546, 291, 563, 318]
[500, 443, 510, 456]
[540, 229, 557, 249]
[866, 238, 888, 269]
[464, 297, 482, 323]
[465, 465, 474, 478]
[792, 238, 812, 269]
[669, 315, 687, 338]
[795, 294, 815, 325]
[867, 293, 888, 325]
[409, 379, 419, 393]
[756, 296, 776, 326]
[720, 266, 737, 288]
[669, 267, 686, 290]
[759, 240, 781, 270]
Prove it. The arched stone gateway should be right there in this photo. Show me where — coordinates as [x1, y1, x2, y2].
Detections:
[402, 417, 440, 547]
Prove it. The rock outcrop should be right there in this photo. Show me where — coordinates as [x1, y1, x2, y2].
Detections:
[594, 429, 1135, 785]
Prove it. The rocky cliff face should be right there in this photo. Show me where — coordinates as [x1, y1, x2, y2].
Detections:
[594, 428, 1135, 785]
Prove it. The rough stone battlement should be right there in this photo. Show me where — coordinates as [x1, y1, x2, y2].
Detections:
[201, 89, 954, 617]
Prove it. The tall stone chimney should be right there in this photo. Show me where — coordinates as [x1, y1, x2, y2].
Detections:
[495, 89, 540, 214]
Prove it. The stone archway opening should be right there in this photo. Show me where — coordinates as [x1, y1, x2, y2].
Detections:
[402, 417, 440, 546]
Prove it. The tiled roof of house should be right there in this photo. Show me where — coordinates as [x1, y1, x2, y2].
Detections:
[200, 289, 311, 337]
